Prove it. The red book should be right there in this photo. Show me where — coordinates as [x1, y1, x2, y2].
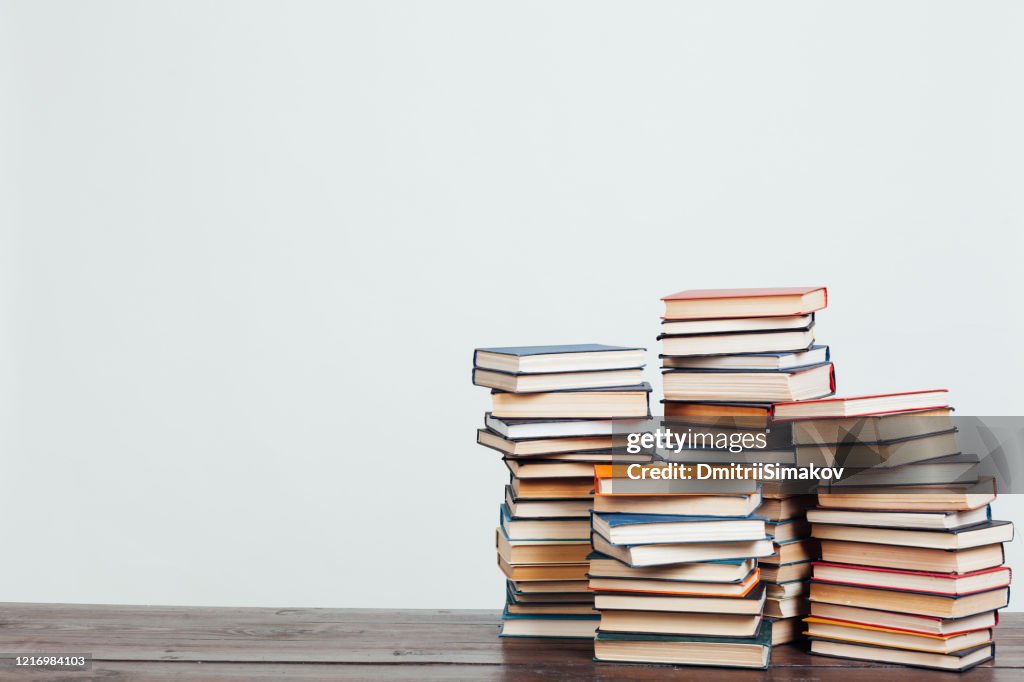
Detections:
[772, 389, 950, 420]
[811, 562, 1011, 596]
[661, 287, 827, 320]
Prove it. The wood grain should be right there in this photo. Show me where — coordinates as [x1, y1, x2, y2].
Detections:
[0, 604, 1018, 679]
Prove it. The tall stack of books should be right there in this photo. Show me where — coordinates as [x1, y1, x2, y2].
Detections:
[472, 344, 651, 639]
[774, 391, 1014, 672]
[590, 287, 833, 668]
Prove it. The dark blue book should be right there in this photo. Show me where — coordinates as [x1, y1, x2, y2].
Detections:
[474, 344, 645, 374]
[662, 345, 830, 371]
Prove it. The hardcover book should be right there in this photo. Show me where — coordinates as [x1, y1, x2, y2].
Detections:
[773, 389, 950, 420]
[594, 584, 767, 615]
[474, 344, 646, 374]
[808, 638, 992, 671]
[818, 539, 1006, 574]
[491, 383, 652, 419]
[662, 345, 829, 371]
[661, 287, 827, 320]
[662, 363, 834, 403]
[810, 562, 1011, 596]
[473, 367, 644, 393]
[809, 581, 1009, 618]
[658, 328, 815, 357]
[592, 513, 767, 545]
[594, 620, 773, 669]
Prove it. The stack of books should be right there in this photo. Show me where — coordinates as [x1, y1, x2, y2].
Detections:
[590, 466, 773, 668]
[590, 287, 833, 668]
[758, 489, 816, 644]
[776, 391, 1014, 671]
[472, 344, 651, 639]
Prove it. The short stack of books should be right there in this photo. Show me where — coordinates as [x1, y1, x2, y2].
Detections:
[776, 391, 1015, 672]
[472, 344, 651, 639]
[590, 466, 773, 668]
[589, 287, 834, 668]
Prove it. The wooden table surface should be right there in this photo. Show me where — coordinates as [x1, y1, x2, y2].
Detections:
[0, 604, 1020, 680]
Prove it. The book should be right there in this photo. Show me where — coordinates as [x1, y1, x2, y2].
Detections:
[593, 622, 773, 668]
[759, 538, 816, 566]
[484, 412, 649, 439]
[505, 451, 651, 464]
[663, 401, 772, 429]
[663, 363, 834, 402]
[592, 533, 774, 567]
[756, 495, 816, 521]
[659, 329, 815, 357]
[767, 616, 801, 645]
[593, 492, 762, 517]
[816, 478, 996, 511]
[811, 562, 1011, 596]
[588, 570, 760, 597]
[766, 580, 806, 599]
[598, 610, 762, 637]
[505, 602, 598, 615]
[809, 520, 1014, 550]
[499, 504, 590, 541]
[498, 556, 589, 582]
[588, 553, 757, 583]
[663, 345, 829, 371]
[477, 428, 615, 456]
[661, 287, 827, 320]
[824, 454, 979, 488]
[759, 561, 813, 583]
[594, 584, 767, 615]
[592, 513, 767, 545]
[474, 344, 645, 374]
[473, 367, 644, 393]
[660, 314, 814, 336]
[766, 518, 810, 542]
[804, 618, 993, 654]
[764, 597, 808, 618]
[819, 540, 1005, 574]
[809, 582, 1009, 618]
[806, 506, 990, 530]
[504, 458, 599, 479]
[808, 602, 997, 636]
[773, 389, 950, 420]
[809, 639, 992, 671]
[795, 430, 961, 468]
[496, 528, 591, 564]
[510, 476, 593, 499]
[594, 467, 760, 496]
[791, 408, 954, 444]
[491, 383, 651, 418]
[509, 580, 591, 595]
[508, 581, 592, 601]
[505, 486, 591, 518]
[499, 610, 600, 638]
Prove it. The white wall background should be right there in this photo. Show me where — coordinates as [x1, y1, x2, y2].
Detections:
[2, 1, 1022, 610]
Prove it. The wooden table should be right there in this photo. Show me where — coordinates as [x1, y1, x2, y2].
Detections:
[0, 604, 1020, 680]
